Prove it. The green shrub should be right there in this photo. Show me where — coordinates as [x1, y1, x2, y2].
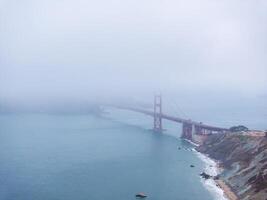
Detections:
[229, 125, 249, 132]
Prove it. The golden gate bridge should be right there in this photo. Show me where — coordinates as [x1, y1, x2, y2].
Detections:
[114, 95, 229, 144]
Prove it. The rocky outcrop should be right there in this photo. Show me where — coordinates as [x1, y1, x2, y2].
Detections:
[197, 133, 267, 200]
[200, 172, 213, 179]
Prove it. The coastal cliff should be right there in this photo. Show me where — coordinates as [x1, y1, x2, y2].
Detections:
[197, 133, 267, 200]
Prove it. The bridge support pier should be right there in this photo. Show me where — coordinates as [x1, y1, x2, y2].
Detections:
[182, 123, 193, 139]
[154, 94, 162, 132]
[182, 123, 203, 140]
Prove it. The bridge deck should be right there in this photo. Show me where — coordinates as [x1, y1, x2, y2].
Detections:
[115, 106, 228, 131]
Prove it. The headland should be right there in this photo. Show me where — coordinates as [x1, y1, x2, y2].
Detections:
[195, 131, 267, 200]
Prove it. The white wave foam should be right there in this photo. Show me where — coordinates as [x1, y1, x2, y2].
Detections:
[184, 138, 200, 146]
[194, 151, 228, 200]
[195, 151, 219, 176]
[200, 178, 228, 200]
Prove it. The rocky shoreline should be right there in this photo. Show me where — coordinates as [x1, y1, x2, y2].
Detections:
[196, 151, 236, 200]
[215, 179, 238, 200]
[196, 132, 267, 200]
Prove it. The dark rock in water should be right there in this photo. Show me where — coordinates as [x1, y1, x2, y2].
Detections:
[136, 193, 147, 198]
[200, 172, 212, 179]
[178, 147, 181, 150]
[190, 165, 195, 168]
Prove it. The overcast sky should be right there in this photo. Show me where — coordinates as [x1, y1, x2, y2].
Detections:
[0, 0, 267, 104]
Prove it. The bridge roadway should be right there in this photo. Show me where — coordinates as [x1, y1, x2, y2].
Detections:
[115, 106, 228, 132]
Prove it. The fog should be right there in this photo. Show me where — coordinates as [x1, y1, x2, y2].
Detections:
[0, 0, 267, 114]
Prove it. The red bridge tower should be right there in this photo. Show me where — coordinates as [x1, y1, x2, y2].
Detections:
[154, 94, 162, 132]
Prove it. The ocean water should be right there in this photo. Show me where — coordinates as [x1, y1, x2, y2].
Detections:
[0, 110, 226, 200]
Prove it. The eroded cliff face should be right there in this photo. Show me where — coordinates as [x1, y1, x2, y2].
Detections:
[197, 133, 267, 200]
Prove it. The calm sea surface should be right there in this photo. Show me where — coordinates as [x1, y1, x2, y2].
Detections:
[0, 109, 231, 200]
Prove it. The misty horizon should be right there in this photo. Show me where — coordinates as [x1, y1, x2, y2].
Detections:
[0, 0, 267, 129]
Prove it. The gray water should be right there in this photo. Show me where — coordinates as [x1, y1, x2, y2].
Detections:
[0, 110, 218, 200]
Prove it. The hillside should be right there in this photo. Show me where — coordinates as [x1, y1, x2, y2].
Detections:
[197, 133, 267, 200]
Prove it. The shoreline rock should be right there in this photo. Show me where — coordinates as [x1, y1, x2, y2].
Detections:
[200, 172, 212, 179]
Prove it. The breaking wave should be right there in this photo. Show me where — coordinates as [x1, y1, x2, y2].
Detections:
[194, 150, 228, 200]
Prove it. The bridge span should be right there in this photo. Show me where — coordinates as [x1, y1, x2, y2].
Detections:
[114, 95, 229, 144]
